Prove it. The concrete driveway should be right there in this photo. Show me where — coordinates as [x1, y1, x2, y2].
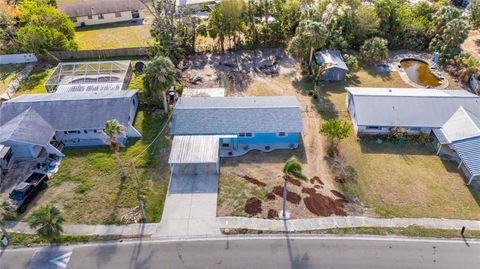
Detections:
[156, 164, 220, 236]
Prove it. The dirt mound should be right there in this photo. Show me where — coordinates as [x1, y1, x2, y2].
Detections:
[285, 175, 302, 186]
[310, 176, 324, 185]
[303, 191, 346, 216]
[301, 187, 316, 195]
[266, 192, 276, 200]
[331, 190, 347, 200]
[272, 186, 301, 204]
[267, 209, 278, 219]
[242, 175, 267, 187]
[245, 197, 262, 216]
[314, 184, 322, 189]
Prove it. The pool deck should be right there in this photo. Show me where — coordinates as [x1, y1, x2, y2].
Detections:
[389, 52, 449, 89]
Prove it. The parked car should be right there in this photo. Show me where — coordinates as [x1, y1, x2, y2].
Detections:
[9, 172, 49, 213]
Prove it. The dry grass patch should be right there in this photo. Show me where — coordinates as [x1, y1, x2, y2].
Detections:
[0, 64, 25, 95]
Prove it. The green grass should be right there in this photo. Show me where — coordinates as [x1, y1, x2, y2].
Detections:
[0, 64, 25, 94]
[75, 22, 153, 50]
[8, 232, 123, 246]
[14, 67, 53, 96]
[32, 107, 170, 224]
[217, 173, 268, 217]
[317, 67, 480, 220]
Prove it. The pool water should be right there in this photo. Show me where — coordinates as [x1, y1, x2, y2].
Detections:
[400, 59, 441, 87]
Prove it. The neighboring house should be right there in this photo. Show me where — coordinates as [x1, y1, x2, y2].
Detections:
[346, 87, 480, 185]
[314, 50, 349, 81]
[59, 0, 144, 27]
[0, 108, 63, 159]
[0, 91, 141, 148]
[168, 95, 303, 175]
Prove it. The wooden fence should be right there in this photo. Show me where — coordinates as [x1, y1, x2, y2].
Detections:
[39, 47, 150, 61]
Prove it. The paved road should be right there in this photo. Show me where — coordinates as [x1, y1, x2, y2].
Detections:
[1, 235, 479, 269]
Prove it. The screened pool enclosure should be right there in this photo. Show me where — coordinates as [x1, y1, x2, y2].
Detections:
[44, 61, 132, 93]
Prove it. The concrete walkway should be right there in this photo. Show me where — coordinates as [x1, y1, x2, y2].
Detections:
[5, 216, 480, 237]
[218, 216, 480, 232]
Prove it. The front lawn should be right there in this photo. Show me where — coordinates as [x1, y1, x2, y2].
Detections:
[23, 107, 171, 224]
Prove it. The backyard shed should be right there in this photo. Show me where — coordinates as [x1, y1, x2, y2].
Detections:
[60, 0, 144, 27]
[315, 50, 349, 81]
[0, 108, 63, 158]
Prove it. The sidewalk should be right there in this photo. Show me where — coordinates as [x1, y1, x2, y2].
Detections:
[5, 216, 480, 237]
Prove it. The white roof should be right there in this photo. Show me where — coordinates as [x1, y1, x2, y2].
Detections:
[56, 83, 124, 93]
[347, 87, 480, 128]
[168, 135, 219, 164]
[182, 88, 225, 97]
[436, 107, 480, 143]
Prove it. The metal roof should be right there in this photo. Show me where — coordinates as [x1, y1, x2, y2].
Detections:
[0, 108, 55, 146]
[182, 88, 225, 97]
[0, 91, 137, 131]
[168, 135, 219, 164]
[172, 96, 303, 135]
[347, 88, 480, 127]
[315, 50, 349, 71]
[435, 107, 480, 143]
[452, 137, 480, 178]
[60, 0, 143, 17]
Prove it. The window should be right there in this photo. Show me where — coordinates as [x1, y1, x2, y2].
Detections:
[70, 17, 77, 23]
[238, 133, 253, 137]
[222, 143, 230, 148]
[84, 130, 88, 134]
[87, 15, 93, 19]
[67, 130, 80, 134]
[277, 132, 287, 137]
[115, 12, 122, 18]
[94, 130, 97, 133]
[131, 10, 140, 19]
[64, 131, 68, 135]
[98, 14, 104, 20]
[366, 126, 381, 130]
[133, 98, 136, 105]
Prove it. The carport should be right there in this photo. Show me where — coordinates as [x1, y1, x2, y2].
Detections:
[168, 135, 220, 175]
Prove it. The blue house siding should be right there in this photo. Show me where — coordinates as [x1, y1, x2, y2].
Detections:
[219, 132, 300, 149]
[321, 67, 347, 81]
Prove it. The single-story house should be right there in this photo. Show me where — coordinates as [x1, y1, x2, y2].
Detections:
[0, 91, 141, 148]
[346, 87, 480, 185]
[59, 0, 144, 27]
[315, 50, 349, 81]
[168, 96, 303, 174]
[0, 108, 63, 159]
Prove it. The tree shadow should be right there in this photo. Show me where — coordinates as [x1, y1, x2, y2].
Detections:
[283, 219, 313, 269]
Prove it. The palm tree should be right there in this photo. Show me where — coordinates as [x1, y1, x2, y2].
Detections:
[298, 20, 327, 65]
[143, 55, 176, 113]
[281, 156, 307, 220]
[28, 204, 65, 241]
[103, 119, 127, 179]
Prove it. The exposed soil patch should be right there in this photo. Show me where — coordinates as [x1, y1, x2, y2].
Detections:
[267, 209, 278, 219]
[314, 185, 322, 189]
[272, 185, 301, 204]
[303, 191, 347, 217]
[331, 190, 347, 200]
[310, 176, 324, 185]
[285, 175, 302, 186]
[245, 197, 263, 216]
[242, 175, 267, 187]
[301, 187, 316, 195]
[266, 192, 276, 200]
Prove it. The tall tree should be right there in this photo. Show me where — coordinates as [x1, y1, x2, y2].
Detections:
[288, 19, 327, 64]
[151, 0, 184, 63]
[28, 204, 65, 241]
[143, 55, 176, 112]
[281, 156, 307, 219]
[360, 37, 389, 65]
[338, 3, 380, 49]
[430, 18, 470, 59]
[103, 120, 127, 179]
[207, 0, 246, 52]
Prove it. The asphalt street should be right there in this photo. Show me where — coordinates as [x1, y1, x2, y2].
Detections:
[1, 235, 479, 269]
